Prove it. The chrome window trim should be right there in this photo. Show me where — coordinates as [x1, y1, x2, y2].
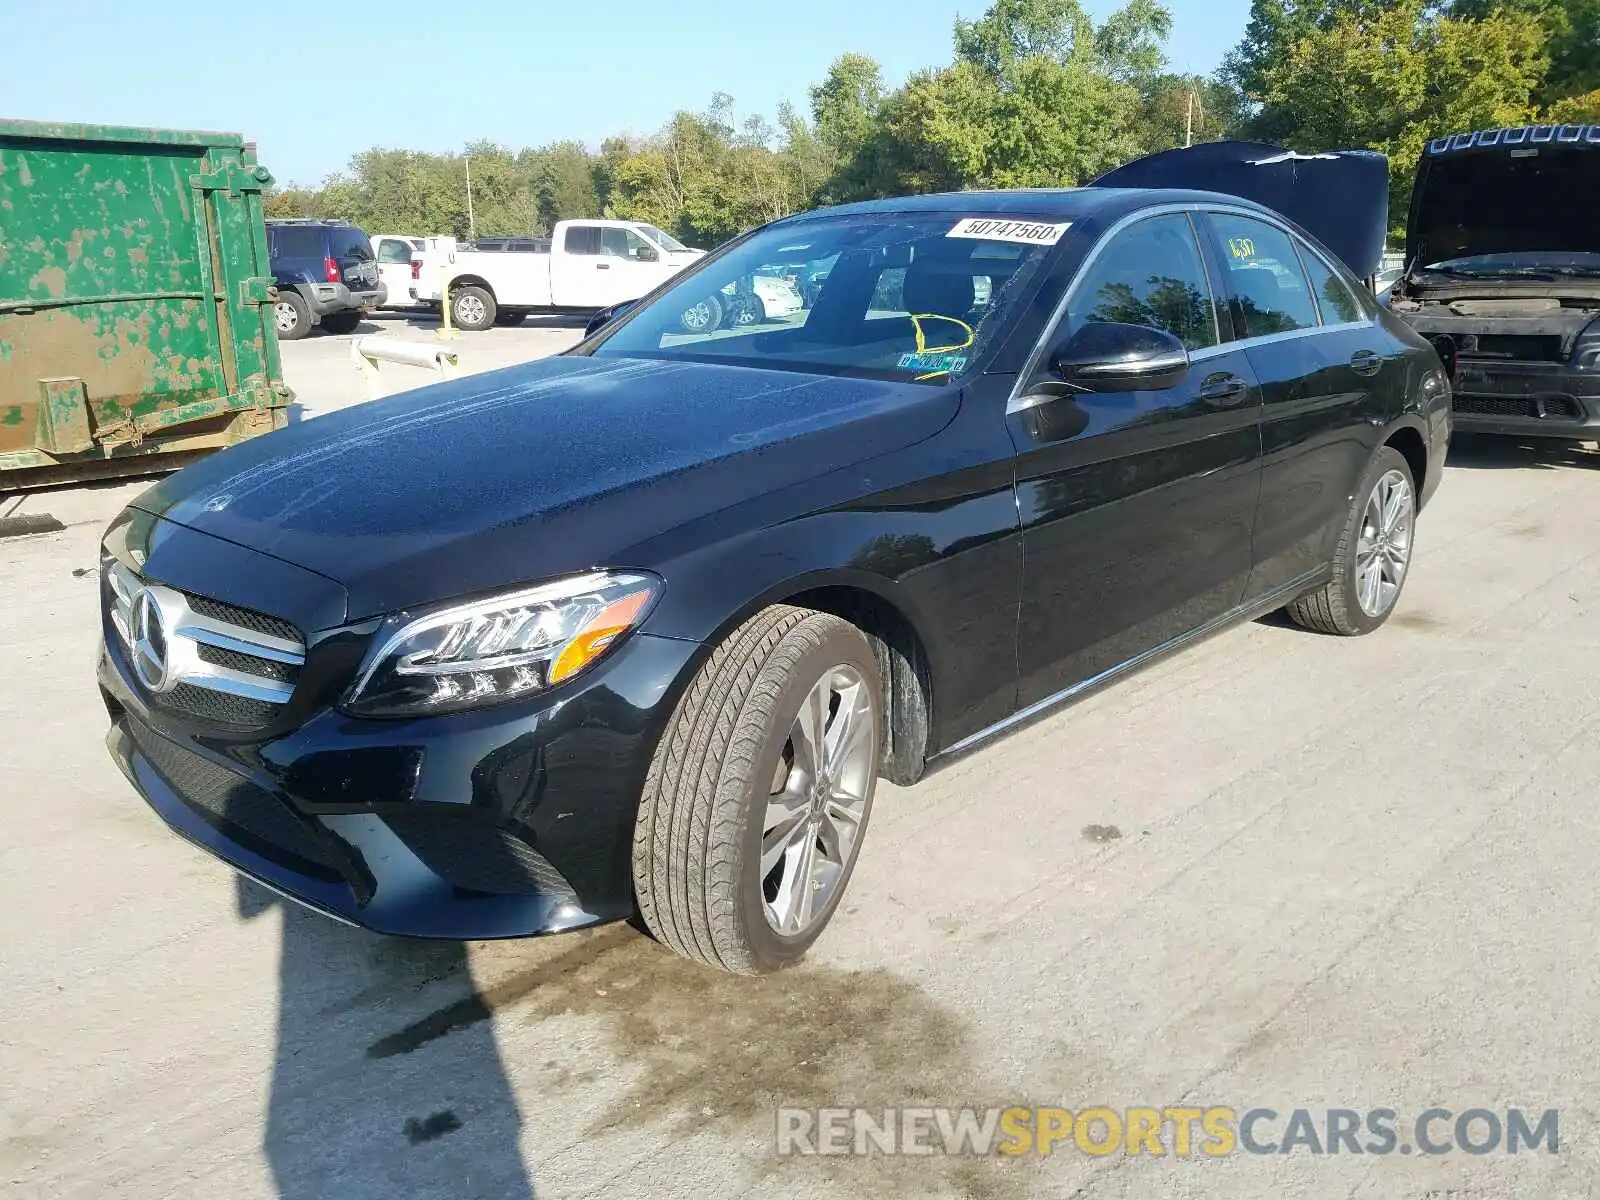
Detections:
[1006, 201, 1378, 414]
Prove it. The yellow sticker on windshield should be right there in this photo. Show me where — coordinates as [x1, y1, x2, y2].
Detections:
[946, 218, 1072, 246]
[1228, 236, 1257, 260]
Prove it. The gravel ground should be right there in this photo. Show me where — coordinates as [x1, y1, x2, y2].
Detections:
[2, 325, 1598, 1199]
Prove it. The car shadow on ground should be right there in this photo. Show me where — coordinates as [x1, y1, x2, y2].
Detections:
[1445, 432, 1600, 471]
[236, 877, 538, 1200]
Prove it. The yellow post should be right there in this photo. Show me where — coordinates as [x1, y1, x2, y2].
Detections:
[436, 257, 458, 342]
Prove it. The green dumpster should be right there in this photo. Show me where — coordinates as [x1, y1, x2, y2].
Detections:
[0, 119, 292, 492]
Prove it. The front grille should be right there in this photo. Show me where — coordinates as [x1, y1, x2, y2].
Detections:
[1455, 396, 1539, 418]
[104, 560, 306, 730]
[1466, 334, 1563, 362]
[127, 714, 346, 881]
[1454, 395, 1583, 420]
[383, 808, 578, 900]
[195, 642, 300, 684]
[166, 682, 284, 728]
[186, 595, 301, 644]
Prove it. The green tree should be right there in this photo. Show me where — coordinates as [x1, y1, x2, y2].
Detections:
[1451, 0, 1600, 104]
[1222, 0, 1385, 102]
[1249, 0, 1549, 231]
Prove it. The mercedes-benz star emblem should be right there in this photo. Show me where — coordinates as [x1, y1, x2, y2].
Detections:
[130, 588, 174, 693]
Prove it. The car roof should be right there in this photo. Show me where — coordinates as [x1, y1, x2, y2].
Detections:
[771, 187, 1280, 228]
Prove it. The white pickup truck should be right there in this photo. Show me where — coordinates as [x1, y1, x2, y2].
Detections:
[412, 219, 709, 330]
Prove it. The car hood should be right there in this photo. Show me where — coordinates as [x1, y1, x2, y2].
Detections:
[131, 355, 956, 622]
[1406, 126, 1600, 271]
[1092, 140, 1390, 279]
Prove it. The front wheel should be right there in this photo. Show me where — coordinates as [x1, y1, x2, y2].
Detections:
[677, 294, 722, 335]
[1285, 446, 1417, 635]
[724, 293, 766, 329]
[632, 606, 882, 975]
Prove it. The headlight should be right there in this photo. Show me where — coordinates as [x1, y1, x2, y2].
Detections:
[343, 570, 660, 717]
[1574, 318, 1600, 370]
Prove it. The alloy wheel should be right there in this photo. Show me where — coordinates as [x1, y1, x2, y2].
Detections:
[760, 664, 875, 936]
[682, 300, 715, 332]
[1355, 468, 1414, 617]
[274, 301, 298, 333]
[454, 294, 486, 326]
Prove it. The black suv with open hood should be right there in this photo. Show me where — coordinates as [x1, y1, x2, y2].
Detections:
[1388, 124, 1600, 439]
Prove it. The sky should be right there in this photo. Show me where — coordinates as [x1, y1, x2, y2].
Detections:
[2, 0, 1252, 187]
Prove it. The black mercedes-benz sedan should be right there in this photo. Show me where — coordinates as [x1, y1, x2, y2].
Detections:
[99, 144, 1451, 974]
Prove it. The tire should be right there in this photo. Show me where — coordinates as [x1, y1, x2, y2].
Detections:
[449, 285, 496, 331]
[678, 294, 722, 335]
[1285, 446, 1417, 636]
[494, 309, 527, 327]
[319, 310, 362, 336]
[632, 606, 883, 975]
[724, 293, 766, 330]
[273, 290, 312, 341]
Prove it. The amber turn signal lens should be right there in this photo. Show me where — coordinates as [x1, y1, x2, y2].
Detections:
[547, 589, 653, 684]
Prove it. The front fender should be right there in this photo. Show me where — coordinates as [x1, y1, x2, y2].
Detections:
[637, 455, 1023, 753]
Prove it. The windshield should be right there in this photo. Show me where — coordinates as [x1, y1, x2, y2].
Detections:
[1418, 251, 1600, 280]
[637, 223, 689, 253]
[590, 213, 1060, 383]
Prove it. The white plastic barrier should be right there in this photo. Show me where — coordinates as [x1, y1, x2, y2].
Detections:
[351, 336, 460, 399]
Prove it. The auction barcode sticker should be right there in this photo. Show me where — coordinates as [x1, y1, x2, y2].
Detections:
[946, 218, 1072, 245]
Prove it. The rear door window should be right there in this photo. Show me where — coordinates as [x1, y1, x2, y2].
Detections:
[1209, 214, 1320, 338]
[272, 226, 323, 257]
[564, 225, 602, 255]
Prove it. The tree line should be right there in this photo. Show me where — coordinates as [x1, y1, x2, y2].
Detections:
[264, 0, 1600, 245]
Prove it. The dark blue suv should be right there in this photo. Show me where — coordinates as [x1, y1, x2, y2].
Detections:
[266, 219, 386, 340]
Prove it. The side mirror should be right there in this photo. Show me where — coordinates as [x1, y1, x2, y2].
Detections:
[1050, 322, 1191, 393]
[635, 245, 660, 263]
[584, 299, 636, 338]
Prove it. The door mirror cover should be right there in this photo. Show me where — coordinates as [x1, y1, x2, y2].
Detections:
[636, 246, 660, 263]
[584, 299, 636, 338]
[1051, 322, 1191, 392]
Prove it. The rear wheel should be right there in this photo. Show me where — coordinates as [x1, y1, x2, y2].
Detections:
[1285, 446, 1417, 635]
[632, 606, 882, 975]
[319, 310, 362, 336]
[273, 290, 312, 341]
[449, 285, 496, 331]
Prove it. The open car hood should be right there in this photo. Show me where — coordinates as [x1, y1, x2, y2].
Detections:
[1092, 141, 1390, 280]
[1406, 124, 1600, 272]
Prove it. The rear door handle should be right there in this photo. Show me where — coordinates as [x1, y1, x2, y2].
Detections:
[1350, 349, 1383, 376]
[1199, 373, 1250, 406]
[596, 262, 611, 270]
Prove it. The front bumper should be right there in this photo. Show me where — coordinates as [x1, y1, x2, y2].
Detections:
[100, 624, 700, 939]
[1447, 359, 1600, 439]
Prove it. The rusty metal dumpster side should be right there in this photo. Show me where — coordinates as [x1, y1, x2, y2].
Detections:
[0, 120, 293, 492]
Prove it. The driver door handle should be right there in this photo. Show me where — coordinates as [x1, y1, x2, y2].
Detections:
[596, 262, 611, 270]
[1199, 373, 1250, 406]
[1350, 349, 1383, 376]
